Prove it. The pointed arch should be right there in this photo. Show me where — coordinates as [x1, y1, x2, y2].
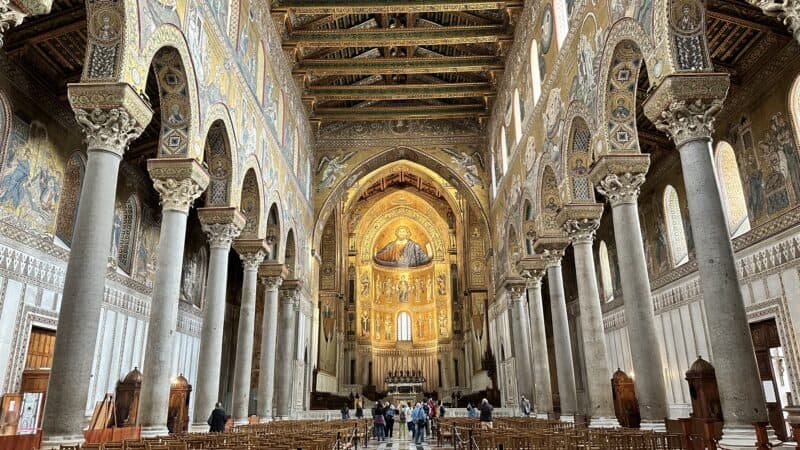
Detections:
[663, 185, 688, 267]
[539, 164, 562, 233]
[523, 199, 535, 255]
[715, 141, 750, 237]
[266, 203, 281, 260]
[507, 224, 520, 272]
[203, 120, 234, 207]
[239, 168, 262, 239]
[55, 152, 86, 246]
[284, 229, 296, 278]
[565, 115, 593, 202]
[117, 195, 140, 274]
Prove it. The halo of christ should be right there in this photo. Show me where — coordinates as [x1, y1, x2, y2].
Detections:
[373, 226, 432, 268]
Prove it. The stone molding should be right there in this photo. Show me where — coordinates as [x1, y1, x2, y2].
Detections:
[596, 173, 647, 207]
[147, 158, 210, 212]
[756, 0, 800, 43]
[68, 83, 153, 156]
[564, 217, 601, 244]
[643, 74, 730, 148]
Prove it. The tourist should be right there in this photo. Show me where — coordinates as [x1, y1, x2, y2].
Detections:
[426, 397, 436, 436]
[340, 403, 350, 419]
[402, 402, 414, 439]
[438, 400, 446, 417]
[355, 395, 364, 419]
[479, 398, 494, 429]
[521, 395, 531, 417]
[412, 402, 427, 444]
[467, 402, 477, 418]
[207, 402, 226, 432]
[373, 401, 386, 441]
[385, 403, 395, 437]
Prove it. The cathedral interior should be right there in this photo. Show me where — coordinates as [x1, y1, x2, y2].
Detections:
[0, 0, 800, 448]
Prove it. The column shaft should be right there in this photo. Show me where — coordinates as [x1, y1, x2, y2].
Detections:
[231, 260, 261, 423]
[275, 291, 298, 418]
[510, 294, 534, 401]
[42, 149, 122, 444]
[547, 262, 578, 418]
[571, 238, 616, 424]
[527, 281, 553, 418]
[139, 209, 190, 435]
[256, 279, 282, 420]
[610, 200, 668, 426]
[678, 139, 766, 428]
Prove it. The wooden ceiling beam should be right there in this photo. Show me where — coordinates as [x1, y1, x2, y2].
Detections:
[285, 25, 511, 47]
[273, 0, 523, 14]
[305, 82, 494, 100]
[295, 56, 503, 75]
[312, 104, 489, 120]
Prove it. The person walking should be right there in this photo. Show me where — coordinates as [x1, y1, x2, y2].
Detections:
[207, 402, 226, 432]
[521, 395, 531, 417]
[402, 402, 414, 440]
[412, 402, 427, 444]
[355, 396, 364, 419]
[385, 403, 395, 438]
[479, 398, 494, 430]
[373, 401, 386, 441]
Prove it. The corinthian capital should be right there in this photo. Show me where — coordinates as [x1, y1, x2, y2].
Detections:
[0, 0, 25, 48]
[643, 73, 730, 148]
[564, 218, 600, 244]
[240, 251, 266, 271]
[148, 158, 210, 212]
[543, 250, 564, 269]
[233, 239, 269, 271]
[756, 0, 800, 43]
[260, 276, 284, 291]
[597, 173, 646, 206]
[201, 223, 242, 249]
[68, 83, 153, 156]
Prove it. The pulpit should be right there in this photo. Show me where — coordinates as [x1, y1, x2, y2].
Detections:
[167, 374, 192, 434]
[115, 367, 142, 427]
[685, 357, 722, 421]
[611, 369, 640, 428]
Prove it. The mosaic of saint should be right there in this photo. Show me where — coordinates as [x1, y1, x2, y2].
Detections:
[373, 225, 432, 268]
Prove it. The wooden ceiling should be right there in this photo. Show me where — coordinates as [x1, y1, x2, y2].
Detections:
[271, 0, 523, 126]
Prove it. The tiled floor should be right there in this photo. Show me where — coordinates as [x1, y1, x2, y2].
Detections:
[362, 435, 435, 449]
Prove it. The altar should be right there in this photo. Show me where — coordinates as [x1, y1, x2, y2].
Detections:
[384, 371, 425, 405]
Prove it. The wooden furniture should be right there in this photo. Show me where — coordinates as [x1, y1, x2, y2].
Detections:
[685, 357, 722, 421]
[611, 369, 641, 429]
[0, 393, 22, 436]
[115, 367, 143, 427]
[166, 375, 192, 434]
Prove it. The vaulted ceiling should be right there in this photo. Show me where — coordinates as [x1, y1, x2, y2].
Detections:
[270, 0, 524, 128]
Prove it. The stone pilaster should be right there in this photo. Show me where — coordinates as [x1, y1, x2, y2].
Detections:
[592, 154, 668, 430]
[257, 262, 287, 421]
[139, 158, 209, 437]
[0, 0, 52, 48]
[230, 239, 269, 424]
[41, 83, 151, 449]
[754, 0, 800, 44]
[191, 207, 245, 430]
[559, 204, 618, 427]
[645, 74, 773, 447]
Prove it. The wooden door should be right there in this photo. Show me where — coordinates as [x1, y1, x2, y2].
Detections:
[20, 328, 55, 393]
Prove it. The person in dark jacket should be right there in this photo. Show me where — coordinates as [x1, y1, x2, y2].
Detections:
[478, 398, 493, 429]
[207, 402, 226, 432]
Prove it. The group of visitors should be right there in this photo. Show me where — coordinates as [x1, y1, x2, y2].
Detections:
[465, 398, 494, 429]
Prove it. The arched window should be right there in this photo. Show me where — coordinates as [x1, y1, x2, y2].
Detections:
[397, 312, 412, 341]
[500, 127, 509, 173]
[554, 0, 569, 50]
[664, 186, 689, 267]
[524, 200, 534, 255]
[490, 149, 498, 198]
[513, 89, 523, 145]
[530, 40, 542, 105]
[598, 241, 614, 302]
[117, 195, 140, 274]
[55, 152, 85, 246]
[256, 42, 266, 102]
[715, 141, 750, 237]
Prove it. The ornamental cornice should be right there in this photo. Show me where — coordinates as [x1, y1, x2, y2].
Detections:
[147, 158, 210, 212]
[643, 74, 730, 147]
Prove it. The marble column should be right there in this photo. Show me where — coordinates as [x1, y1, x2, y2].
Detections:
[594, 159, 668, 431]
[230, 240, 268, 424]
[275, 282, 301, 418]
[561, 205, 618, 428]
[41, 84, 151, 449]
[0, 0, 52, 48]
[506, 280, 534, 402]
[523, 269, 553, 419]
[256, 263, 285, 421]
[191, 208, 245, 430]
[139, 159, 209, 437]
[645, 74, 770, 447]
[543, 250, 578, 422]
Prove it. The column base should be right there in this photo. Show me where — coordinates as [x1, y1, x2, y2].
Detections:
[140, 425, 169, 438]
[535, 413, 550, 420]
[40, 433, 85, 450]
[588, 416, 620, 428]
[233, 418, 249, 426]
[718, 424, 781, 450]
[259, 415, 273, 423]
[190, 423, 210, 433]
[639, 420, 666, 432]
[559, 414, 575, 423]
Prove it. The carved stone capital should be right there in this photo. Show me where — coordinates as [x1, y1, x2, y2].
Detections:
[502, 277, 527, 304]
[756, 0, 800, 43]
[148, 158, 210, 212]
[280, 287, 300, 305]
[543, 250, 564, 269]
[233, 239, 269, 271]
[643, 73, 730, 148]
[564, 218, 601, 244]
[201, 223, 242, 250]
[520, 269, 545, 288]
[596, 173, 646, 206]
[0, 1, 25, 48]
[68, 83, 153, 156]
[260, 276, 284, 291]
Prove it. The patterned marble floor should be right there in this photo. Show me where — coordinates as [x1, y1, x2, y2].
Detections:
[362, 435, 434, 449]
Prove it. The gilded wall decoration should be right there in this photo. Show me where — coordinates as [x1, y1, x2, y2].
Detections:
[668, 0, 710, 71]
